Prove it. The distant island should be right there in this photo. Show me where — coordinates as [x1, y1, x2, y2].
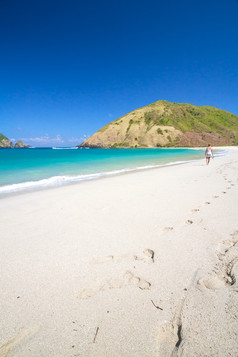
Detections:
[79, 100, 238, 148]
[0, 133, 29, 148]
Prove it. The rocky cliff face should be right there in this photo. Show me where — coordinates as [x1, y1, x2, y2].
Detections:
[79, 100, 238, 148]
[0, 133, 29, 148]
[0, 134, 14, 148]
[14, 140, 30, 148]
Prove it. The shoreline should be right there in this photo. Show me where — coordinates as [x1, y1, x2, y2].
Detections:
[0, 158, 202, 196]
[0, 146, 231, 196]
[1, 148, 238, 356]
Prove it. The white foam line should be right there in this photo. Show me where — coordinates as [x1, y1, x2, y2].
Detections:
[52, 147, 78, 149]
[0, 149, 229, 195]
[0, 159, 198, 194]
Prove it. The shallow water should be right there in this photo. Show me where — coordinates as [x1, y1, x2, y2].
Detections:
[0, 147, 223, 194]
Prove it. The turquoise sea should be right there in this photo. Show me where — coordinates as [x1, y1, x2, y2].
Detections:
[0, 147, 224, 194]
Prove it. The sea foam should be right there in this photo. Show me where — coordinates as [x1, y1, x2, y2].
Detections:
[0, 159, 200, 194]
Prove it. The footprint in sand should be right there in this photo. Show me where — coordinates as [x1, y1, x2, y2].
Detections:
[227, 187, 231, 190]
[213, 195, 219, 198]
[222, 191, 227, 194]
[185, 220, 193, 225]
[191, 209, 199, 213]
[0, 327, 38, 357]
[198, 274, 227, 290]
[77, 271, 151, 299]
[143, 248, 154, 264]
[198, 259, 238, 290]
[199, 232, 238, 291]
[163, 227, 174, 232]
[204, 201, 211, 205]
[157, 322, 180, 357]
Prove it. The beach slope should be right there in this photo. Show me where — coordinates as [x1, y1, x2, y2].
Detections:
[0, 148, 238, 356]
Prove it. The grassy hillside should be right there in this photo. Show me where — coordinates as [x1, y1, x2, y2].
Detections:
[80, 100, 238, 148]
[143, 101, 238, 135]
[0, 133, 14, 148]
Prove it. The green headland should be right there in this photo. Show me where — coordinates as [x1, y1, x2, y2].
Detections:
[79, 100, 238, 148]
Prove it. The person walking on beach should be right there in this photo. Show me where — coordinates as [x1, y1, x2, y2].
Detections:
[205, 144, 214, 165]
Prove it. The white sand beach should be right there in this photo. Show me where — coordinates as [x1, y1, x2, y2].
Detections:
[1, 148, 238, 357]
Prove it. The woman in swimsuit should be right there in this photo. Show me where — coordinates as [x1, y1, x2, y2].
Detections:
[205, 144, 214, 165]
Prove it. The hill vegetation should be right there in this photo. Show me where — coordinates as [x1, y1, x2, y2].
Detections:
[0, 133, 14, 148]
[79, 100, 238, 148]
[0, 133, 29, 148]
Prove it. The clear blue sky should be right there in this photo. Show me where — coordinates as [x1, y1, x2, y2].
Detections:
[0, 0, 237, 146]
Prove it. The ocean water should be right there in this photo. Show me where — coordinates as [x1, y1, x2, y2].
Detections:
[0, 147, 222, 194]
